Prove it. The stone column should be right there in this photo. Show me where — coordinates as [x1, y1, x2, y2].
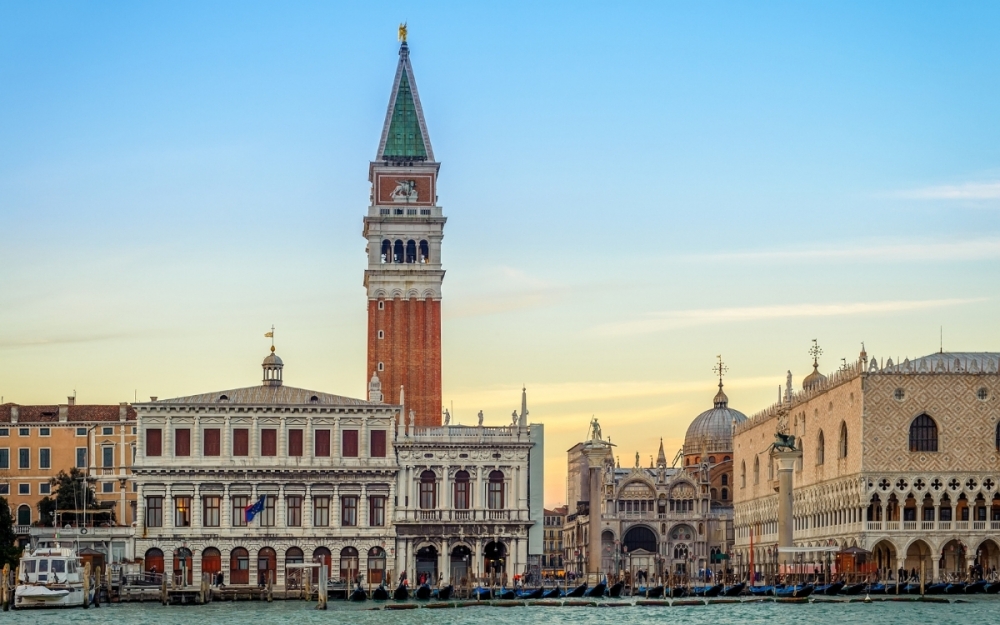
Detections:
[932, 556, 941, 582]
[222, 485, 231, 528]
[771, 449, 802, 568]
[934, 504, 941, 530]
[583, 442, 611, 580]
[304, 488, 313, 529]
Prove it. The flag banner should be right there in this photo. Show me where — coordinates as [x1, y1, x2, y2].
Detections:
[245, 494, 266, 522]
[264, 332, 273, 338]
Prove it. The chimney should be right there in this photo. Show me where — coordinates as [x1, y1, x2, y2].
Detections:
[119, 402, 127, 422]
[59, 405, 69, 422]
[10, 406, 18, 424]
[67, 396, 76, 406]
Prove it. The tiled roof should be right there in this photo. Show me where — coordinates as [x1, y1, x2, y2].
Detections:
[0, 403, 136, 423]
[145, 385, 382, 407]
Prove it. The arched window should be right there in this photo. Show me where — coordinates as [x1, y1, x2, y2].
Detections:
[202, 547, 222, 579]
[419, 240, 429, 263]
[257, 547, 276, 586]
[393, 240, 404, 263]
[453, 470, 470, 509]
[229, 547, 249, 585]
[721, 487, 729, 500]
[740, 461, 746, 488]
[839, 421, 848, 458]
[16, 504, 30, 526]
[419, 470, 437, 509]
[708, 456, 716, 464]
[405, 240, 417, 263]
[721, 474, 728, 486]
[909, 414, 938, 452]
[339, 547, 359, 582]
[488, 470, 505, 509]
[380, 240, 391, 263]
[284, 547, 304, 589]
[767, 456, 774, 480]
[753, 457, 759, 484]
[367, 547, 386, 584]
[817, 430, 825, 465]
[996, 422, 1000, 452]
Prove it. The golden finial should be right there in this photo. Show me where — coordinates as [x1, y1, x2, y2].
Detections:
[398, 22, 407, 42]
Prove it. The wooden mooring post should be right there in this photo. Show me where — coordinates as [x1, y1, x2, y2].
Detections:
[266, 570, 273, 602]
[2, 563, 10, 611]
[161, 574, 168, 605]
[94, 566, 102, 607]
[83, 562, 91, 609]
[317, 563, 328, 610]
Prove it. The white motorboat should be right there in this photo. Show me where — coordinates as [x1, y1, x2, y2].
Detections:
[14, 545, 94, 609]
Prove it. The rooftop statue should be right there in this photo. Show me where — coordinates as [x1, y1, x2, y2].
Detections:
[478, 410, 484, 427]
[443, 409, 450, 426]
[589, 417, 602, 442]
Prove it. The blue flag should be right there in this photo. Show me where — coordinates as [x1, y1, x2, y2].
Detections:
[245, 495, 266, 523]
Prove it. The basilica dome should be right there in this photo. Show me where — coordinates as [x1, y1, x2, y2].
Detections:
[683, 383, 747, 453]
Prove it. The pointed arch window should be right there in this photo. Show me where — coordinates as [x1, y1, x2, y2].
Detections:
[752, 457, 759, 485]
[909, 414, 938, 452]
[839, 421, 848, 458]
[817, 430, 825, 465]
[740, 461, 746, 488]
[996, 422, 1000, 452]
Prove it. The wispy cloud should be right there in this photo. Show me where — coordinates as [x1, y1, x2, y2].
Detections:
[591, 298, 986, 337]
[894, 182, 1000, 200]
[684, 238, 1000, 263]
[445, 265, 568, 319]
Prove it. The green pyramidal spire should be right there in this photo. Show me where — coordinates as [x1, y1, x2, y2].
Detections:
[378, 42, 434, 162]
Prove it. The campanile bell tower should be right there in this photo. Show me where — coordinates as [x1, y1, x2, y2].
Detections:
[363, 38, 445, 427]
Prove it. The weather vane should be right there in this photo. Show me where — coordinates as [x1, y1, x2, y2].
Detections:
[809, 339, 823, 368]
[713, 354, 728, 386]
[264, 325, 275, 352]
[398, 22, 407, 42]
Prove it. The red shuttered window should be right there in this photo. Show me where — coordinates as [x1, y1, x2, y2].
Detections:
[342, 430, 358, 457]
[146, 429, 162, 457]
[288, 429, 303, 457]
[174, 429, 190, 457]
[261, 429, 277, 456]
[233, 429, 249, 456]
[370, 430, 386, 458]
[314, 430, 330, 457]
[203, 429, 221, 456]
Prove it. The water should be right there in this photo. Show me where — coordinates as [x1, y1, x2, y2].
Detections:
[2, 599, 994, 624]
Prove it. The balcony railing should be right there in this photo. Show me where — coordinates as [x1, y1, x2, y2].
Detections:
[396, 508, 528, 522]
[921, 521, 934, 530]
[15, 525, 30, 535]
[974, 521, 987, 530]
[902, 521, 917, 530]
[886, 521, 900, 531]
[955, 521, 969, 530]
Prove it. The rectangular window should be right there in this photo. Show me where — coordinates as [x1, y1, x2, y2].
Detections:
[286, 496, 302, 526]
[288, 429, 303, 457]
[0, 449, 8, 469]
[314, 429, 330, 457]
[342, 430, 358, 457]
[146, 496, 163, 527]
[940, 507, 953, 521]
[341, 496, 358, 526]
[146, 428, 162, 456]
[454, 480, 469, 510]
[203, 428, 221, 456]
[18, 428, 29, 437]
[0, 484, 8, 495]
[39, 428, 50, 437]
[40, 483, 51, 495]
[369, 496, 385, 527]
[39, 448, 51, 470]
[75, 427, 86, 436]
[203, 496, 221, 527]
[232, 495, 248, 527]
[0, 429, 8, 437]
[174, 428, 190, 456]
[370, 430, 386, 457]
[102, 446, 114, 468]
[261, 496, 276, 527]
[174, 496, 192, 527]
[18, 483, 30, 495]
[313, 496, 330, 526]
[76, 448, 87, 468]
[102, 426, 113, 435]
[18, 448, 29, 470]
[261, 429, 277, 456]
[233, 429, 249, 456]
[102, 482, 114, 493]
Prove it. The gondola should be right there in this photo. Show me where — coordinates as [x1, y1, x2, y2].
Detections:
[867, 583, 886, 595]
[371, 585, 390, 601]
[749, 585, 773, 597]
[585, 581, 607, 598]
[902, 583, 921, 595]
[498, 588, 517, 600]
[966, 580, 988, 594]
[815, 581, 844, 595]
[608, 581, 625, 598]
[945, 582, 967, 594]
[393, 583, 409, 600]
[566, 583, 588, 598]
[703, 583, 723, 597]
[669, 586, 688, 598]
[986, 581, 1000, 594]
[774, 584, 812, 598]
[842, 583, 866, 595]
[472, 587, 492, 600]
[542, 587, 563, 599]
[924, 583, 948, 595]
[518, 587, 545, 599]
[436, 585, 454, 600]
[350, 586, 368, 602]
[722, 582, 745, 597]
[415, 584, 432, 600]
[643, 586, 664, 598]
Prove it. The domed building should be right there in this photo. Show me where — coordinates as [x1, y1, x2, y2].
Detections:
[682, 379, 747, 506]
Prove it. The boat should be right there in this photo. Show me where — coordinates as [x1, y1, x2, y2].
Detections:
[437, 585, 454, 600]
[924, 583, 948, 595]
[566, 583, 588, 598]
[945, 582, 967, 594]
[608, 581, 625, 598]
[815, 581, 844, 595]
[14, 545, 94, 609]
[965, 580, 987, 594]
[497, 588, 517, 600]
[372, 585, 390, 601]
[518, 587, 544, 599]
[414, 584, 432, 600]
[472, 586, 492, 600]
[867, 583, 886, 595]
[703, 583, 723, 597]
[585, 582, 607, 598]
[643, 585, 664, 598]
[722, 582, 745, 597]
[774, 584, 812, 598]
[350, 586, 367, 601]
[842, 583, 866, 595]
[985, 581, 1000, 594]
[749, 585, 773, 597]
[669, 585, 688, 598]
[393, 583, 409, 600]
[542, 587, 562, 599]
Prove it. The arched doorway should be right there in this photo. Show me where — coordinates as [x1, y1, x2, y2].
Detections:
[940, 539, 967, 579]
[339, 547, 359, 583]
[601, 530, 616, 573]
[367, 547, 386, 584]
[976, 539, 1000, 579]
[415, 545, 438, 585]
[285, 547, 304, 589]
[144, 548, 164, 580]
[450, 545, 472, 585]
[202, 548, 222, 583]
[904, 540, 932, 579]
[16, 505, 30, 526]
[312, 547, 331, 584]
[483, 542, 506, 582]
[870, 539, 897, 578]
[174, 547, 193, 585]
[623, 525, 658, 553]
[257, 547, 277, 587]
[230, 547, 250, 585]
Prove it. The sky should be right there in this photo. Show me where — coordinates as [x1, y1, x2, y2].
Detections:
[2, 2, 999, 507]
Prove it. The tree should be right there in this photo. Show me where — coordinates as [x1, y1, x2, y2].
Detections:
[0, 497, 19, 567]
[36, 468, 113, 527]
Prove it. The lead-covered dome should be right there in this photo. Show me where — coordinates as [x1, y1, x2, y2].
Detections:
[683, 382, 747, 453]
